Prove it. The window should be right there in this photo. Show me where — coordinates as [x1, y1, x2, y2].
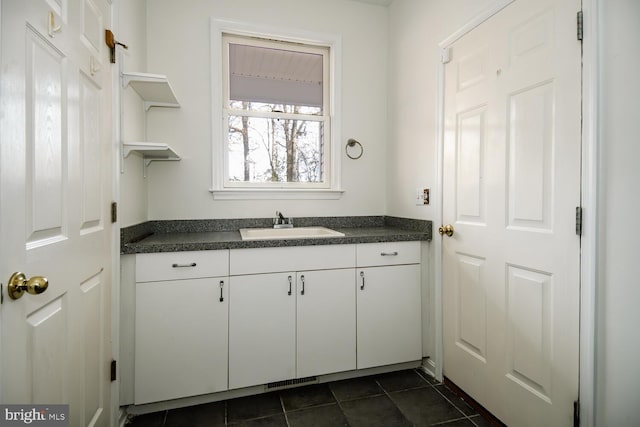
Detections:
[211, 21, 343, 199]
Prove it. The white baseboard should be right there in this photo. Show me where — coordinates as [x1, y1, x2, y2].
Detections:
[118, 408, 129, 427]
[124, 360, 422, 416]
[420, 358, 437, 379]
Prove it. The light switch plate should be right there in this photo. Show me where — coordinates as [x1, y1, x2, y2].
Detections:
[415, 188, 430, 205]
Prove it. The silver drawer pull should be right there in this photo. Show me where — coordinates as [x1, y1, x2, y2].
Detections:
[172, 262, 197, 268]
[380, 252, 399, 256]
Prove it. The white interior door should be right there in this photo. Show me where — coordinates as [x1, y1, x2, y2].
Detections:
[0, 0, 113, 425]
[442, 0, 581, 425]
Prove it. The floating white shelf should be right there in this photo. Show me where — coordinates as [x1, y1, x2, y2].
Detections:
[121, 72, 180, 111]
[123, 142, 181, 167]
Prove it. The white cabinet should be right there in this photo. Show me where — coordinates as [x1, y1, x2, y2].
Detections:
[228, 272, 296, 390]
[228, 245, 356, 389]
[356, 242, 422, 369]
[136, 250, 228, 282]
[296, 269, 356, 378]
[134, 251, 229, 404]
[229, 245, 356, 275]
[131, 241, 424, 404]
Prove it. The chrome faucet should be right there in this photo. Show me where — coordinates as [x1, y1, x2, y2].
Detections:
[274, 211, 293, 228]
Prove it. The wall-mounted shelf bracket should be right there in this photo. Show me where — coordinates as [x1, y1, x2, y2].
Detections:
[123, 142, 181, 177]
[121, 72, 180, 111]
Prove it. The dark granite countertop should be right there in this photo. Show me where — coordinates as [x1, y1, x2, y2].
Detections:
[121, 216, 432, 254]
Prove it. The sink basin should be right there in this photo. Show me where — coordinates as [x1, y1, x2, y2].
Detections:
[239, 226, 345, 241]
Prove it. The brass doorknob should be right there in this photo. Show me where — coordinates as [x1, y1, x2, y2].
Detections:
[7, 272, 49, 300]
[438, 224, 454, 237]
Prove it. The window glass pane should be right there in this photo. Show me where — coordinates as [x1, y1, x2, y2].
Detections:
[227, 113, 324, 184]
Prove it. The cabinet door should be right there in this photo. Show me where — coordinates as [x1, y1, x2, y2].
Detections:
[135, 277, 228, 404]
[296, 269, 356, 378]
[357, 265, 422, 369]
[229, 273, 296, 389]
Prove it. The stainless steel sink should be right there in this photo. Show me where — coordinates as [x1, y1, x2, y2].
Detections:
[239, 226, 345, 241]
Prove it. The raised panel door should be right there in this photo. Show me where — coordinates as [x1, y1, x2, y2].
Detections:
[442, 0, 581, 424]
[1, 0, 113, 425]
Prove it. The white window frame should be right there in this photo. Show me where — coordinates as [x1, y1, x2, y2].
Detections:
[210, 19, 344, 200]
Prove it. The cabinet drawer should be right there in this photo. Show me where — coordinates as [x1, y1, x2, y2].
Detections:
[356, 242, 420, 267]
[136, 250, 229, 282]
[230, 245, 356, 275]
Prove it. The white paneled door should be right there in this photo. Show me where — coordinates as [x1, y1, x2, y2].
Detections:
[442, 0, 581, 425]
[0, 0, 113, 425]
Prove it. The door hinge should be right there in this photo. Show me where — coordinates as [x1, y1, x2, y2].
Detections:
[111, 202, 117, 223]
[577, 11, 584, 41]
[110, 359, 117, 382]
[1, 283, 3, 305]
[576, 206, 583, 236]
[574, 400, 580, 427]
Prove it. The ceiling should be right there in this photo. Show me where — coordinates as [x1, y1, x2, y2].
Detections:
[348, 0, 395, 6]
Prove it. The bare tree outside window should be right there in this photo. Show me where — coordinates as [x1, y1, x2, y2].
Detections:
[227, 102, 323, 184]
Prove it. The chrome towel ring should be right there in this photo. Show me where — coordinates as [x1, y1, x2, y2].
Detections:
[346, 138, 363, 160]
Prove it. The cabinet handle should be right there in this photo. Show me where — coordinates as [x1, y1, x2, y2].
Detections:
[172, 262, 196, 268]
[219, 280, 224, 302]
[360, 271, 365, 290]
[300, 275, 305, 295]
[287, 275, 292, 296]
[381, 252, 399, 256]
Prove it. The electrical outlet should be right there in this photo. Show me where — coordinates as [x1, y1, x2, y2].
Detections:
[423, 188, 430, 205]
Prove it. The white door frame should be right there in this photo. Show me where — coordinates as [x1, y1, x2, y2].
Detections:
[0, 0, 4, 403]
[577, 0, 599, 425]
[110, 0, 123, 425]
[433, 0, 598, 425]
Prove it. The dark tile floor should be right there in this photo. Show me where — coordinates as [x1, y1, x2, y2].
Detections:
[126, 369, 495, 427]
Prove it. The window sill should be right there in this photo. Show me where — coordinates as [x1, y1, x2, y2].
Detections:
[209, 188, 345, 200]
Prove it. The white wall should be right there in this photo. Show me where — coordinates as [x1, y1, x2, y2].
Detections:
[143, 0, 388, 220]
[387, 0, 495, 366]
[386, 0, 494, 220]
[119, 0, 149, 227]
[596, 0, 640, 424]
[116, 0, 149, 404]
